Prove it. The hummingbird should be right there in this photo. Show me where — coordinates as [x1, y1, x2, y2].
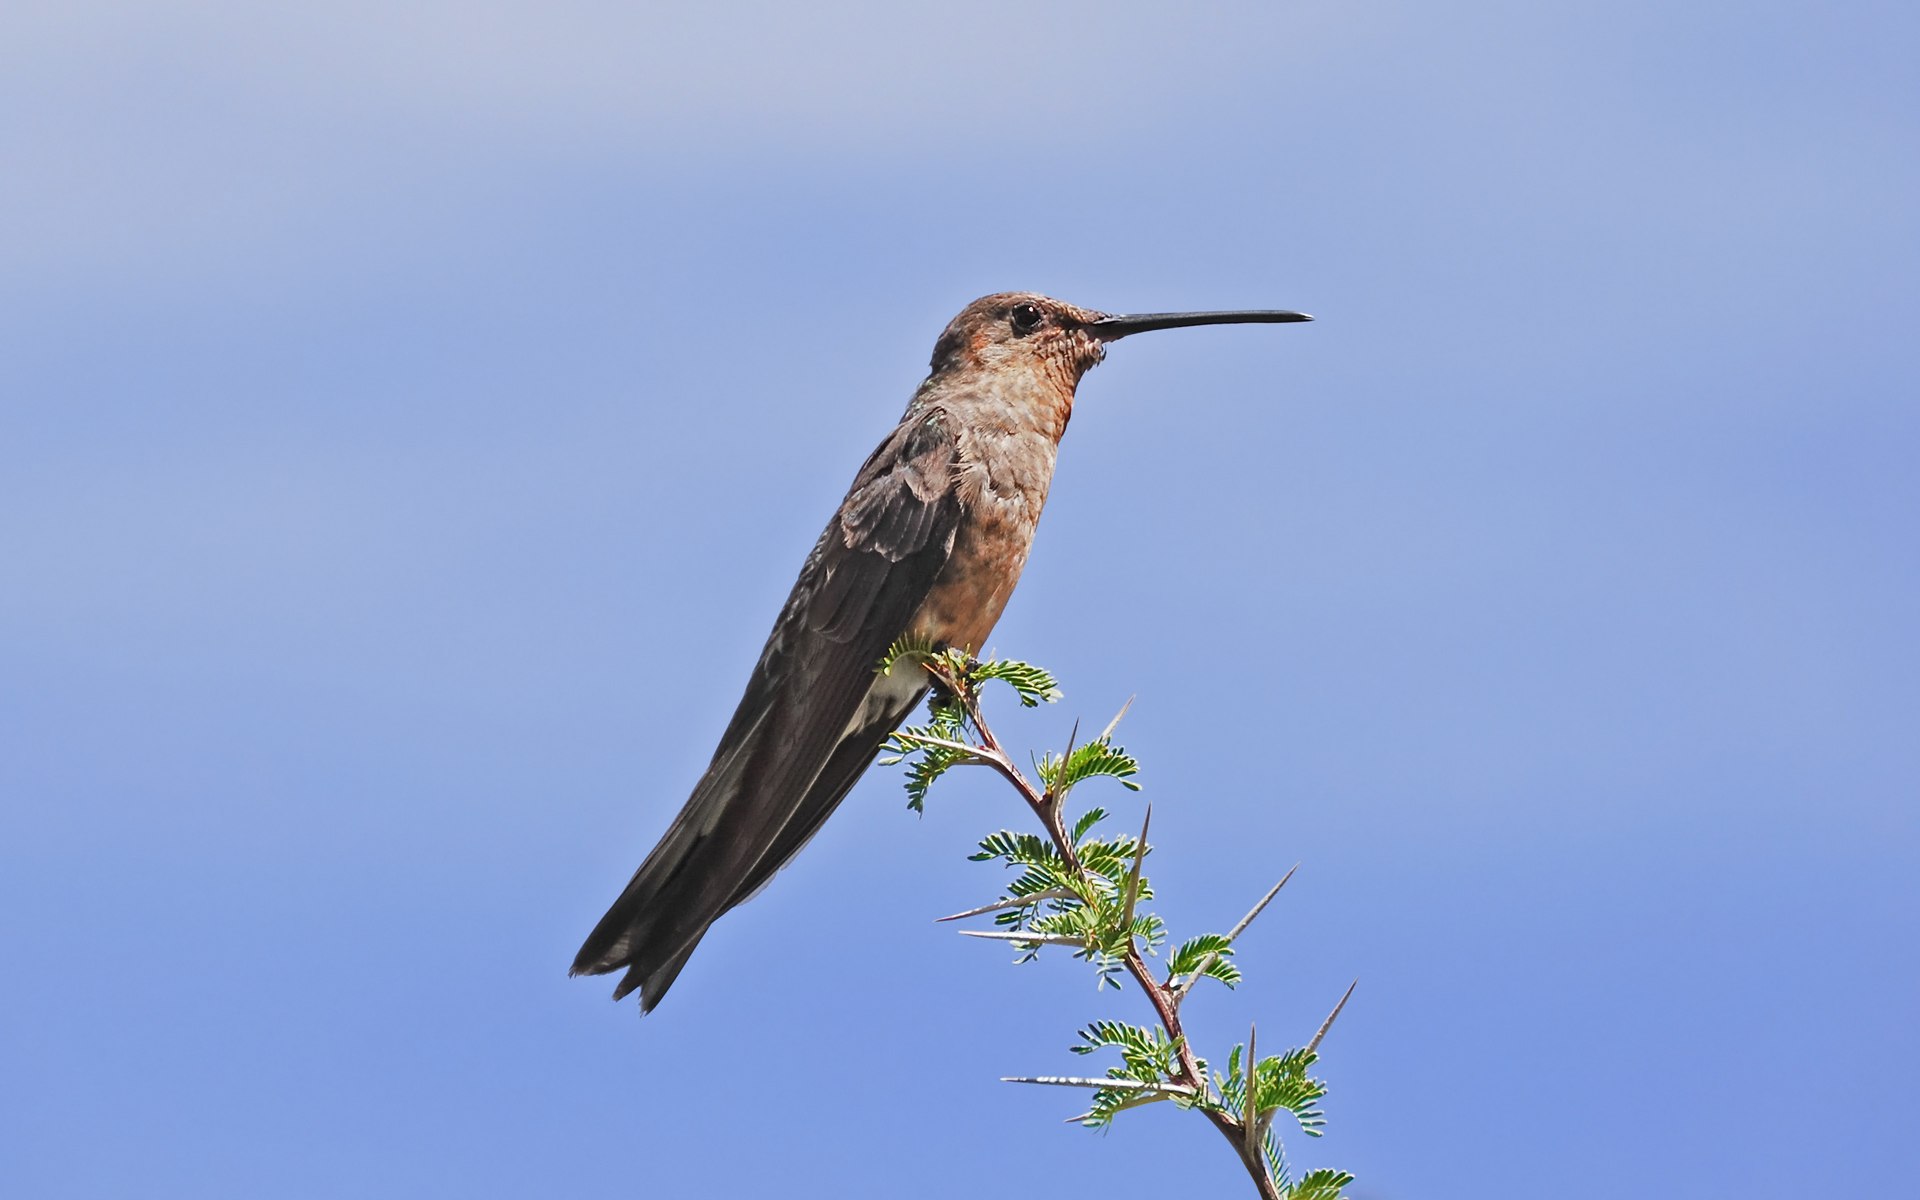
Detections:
[572, 292, 1312, 1011]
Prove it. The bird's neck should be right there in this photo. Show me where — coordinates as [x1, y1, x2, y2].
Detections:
[919, 370, 1078, 447]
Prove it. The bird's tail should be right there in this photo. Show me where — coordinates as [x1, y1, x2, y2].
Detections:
[571, 668, 928, 1012]
[570, 875, 704, 1010]
[569, 791, 736, 1011]
[570, 696, 782, 1010]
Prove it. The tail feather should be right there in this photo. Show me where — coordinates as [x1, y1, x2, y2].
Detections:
[612, 939, 697, 1009]
[570, 673, 927, 1012]
[568, 799, 730, 1010]
[571, 856, 716, 1012]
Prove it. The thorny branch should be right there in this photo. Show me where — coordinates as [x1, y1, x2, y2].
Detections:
[913, 657, 1327, 1200]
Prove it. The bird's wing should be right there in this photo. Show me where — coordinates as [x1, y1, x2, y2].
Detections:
[571, 407, 964, 1008]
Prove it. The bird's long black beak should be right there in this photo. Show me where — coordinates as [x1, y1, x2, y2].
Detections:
[1088, 309, 1314, 340]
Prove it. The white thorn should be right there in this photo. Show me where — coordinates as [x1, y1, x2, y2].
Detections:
[935, 887, 1076, 922]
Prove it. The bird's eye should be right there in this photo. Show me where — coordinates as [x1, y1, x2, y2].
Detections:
[1009, 302, 1044, 335]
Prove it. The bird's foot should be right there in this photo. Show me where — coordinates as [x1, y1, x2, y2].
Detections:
[926, 646, 981, 713]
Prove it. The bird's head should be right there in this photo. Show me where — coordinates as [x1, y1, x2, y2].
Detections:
[927, 292, 1314, 392]
[927, 293, 1109, 388]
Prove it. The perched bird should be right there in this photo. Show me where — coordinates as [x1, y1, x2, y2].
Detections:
[572, 292, 1311, 1010]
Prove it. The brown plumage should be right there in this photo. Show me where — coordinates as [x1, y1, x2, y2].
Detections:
[571, 292, 1310, 1011]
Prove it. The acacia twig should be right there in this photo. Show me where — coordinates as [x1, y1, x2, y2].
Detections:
[922, 658, 1288, 1200]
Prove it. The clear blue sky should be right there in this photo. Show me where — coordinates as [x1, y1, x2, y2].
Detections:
[3, 4, 1914, 1196]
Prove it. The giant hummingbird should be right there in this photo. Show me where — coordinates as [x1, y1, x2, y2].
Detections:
[572, 292, 1311, 1011]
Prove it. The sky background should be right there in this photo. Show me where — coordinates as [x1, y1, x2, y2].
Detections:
[3, 3, 1916, 1197]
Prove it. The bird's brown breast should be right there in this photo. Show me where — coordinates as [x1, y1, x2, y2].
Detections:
[908, 423, 1060, 653]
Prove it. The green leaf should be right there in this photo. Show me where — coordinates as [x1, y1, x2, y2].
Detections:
[1164, 933, 1242, 989]
[1082, 1082, 1171, 1128]
[1204, 956, 1244, 987]
[1076, 835, 1151, 891]
[1072, 1019, 1164, 1057]
[881, 684, 977, 810]
[1255, 1049, 1330, 1138]
[876, 633, 937, 677]
[925, 690, 966, 727]
[967, 658, 1062, 707]
[1070, 806, 1109, 844]
[970, 830, 1063, 868]
[1286, 1169, 1355, 1200]
[1263, 1122, 1292, 1190]
[1215, 1043, 1247, 1113]
[885, 718, 969, 812]
[1167, 933, 1232, 975]
[1068, 1021, 1180, 1112]
[1039, 738, 1142, 799]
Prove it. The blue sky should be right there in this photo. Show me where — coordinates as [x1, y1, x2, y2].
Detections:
[3, 3, 1915, 1196]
